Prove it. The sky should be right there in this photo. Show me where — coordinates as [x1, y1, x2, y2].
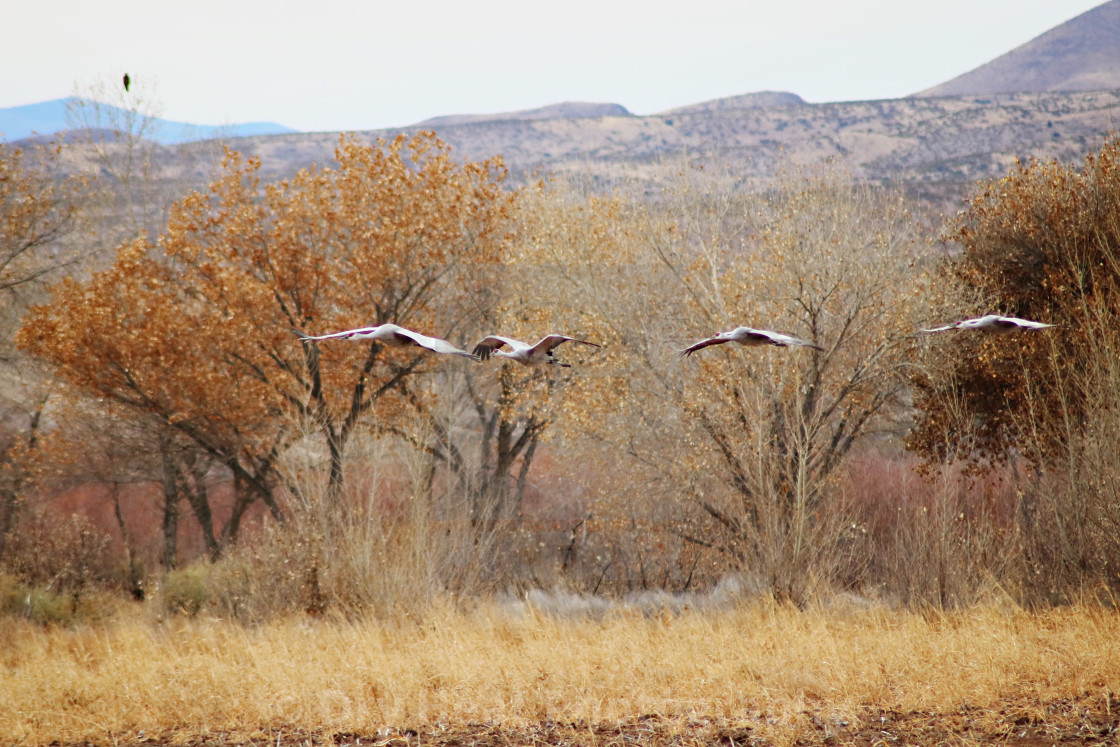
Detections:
[2, 0, 1107, 133]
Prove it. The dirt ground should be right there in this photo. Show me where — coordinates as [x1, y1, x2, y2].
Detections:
[60, 695, 1118, 747]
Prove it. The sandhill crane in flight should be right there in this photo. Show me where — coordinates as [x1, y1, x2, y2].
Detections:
[472, 334, 601, 368]
[920, 315, 1056, 334]
[297, 323, 478, 360]
[681, 327, 824, 357]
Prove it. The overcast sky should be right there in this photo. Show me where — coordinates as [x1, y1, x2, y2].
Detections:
[2, 0, 1106, 132]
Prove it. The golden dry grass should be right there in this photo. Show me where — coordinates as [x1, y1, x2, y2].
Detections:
[1, 597, 1118, 746]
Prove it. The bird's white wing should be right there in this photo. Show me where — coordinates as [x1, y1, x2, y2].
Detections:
[1002, 317, 1055, 330]
[737, 327, 823, 351]
[297, 326, 382, 341]
[919, 322, 961, 334]
[393, 328, 479, 360]
[765, 331, 824, 351]
[535, 334, 602, 354]
[472, 335, 524, 360]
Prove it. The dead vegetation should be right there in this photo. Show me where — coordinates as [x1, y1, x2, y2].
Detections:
[1, 599, 1117, 746]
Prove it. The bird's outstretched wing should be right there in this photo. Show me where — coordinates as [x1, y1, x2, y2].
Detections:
[534, 334, 602, 354]
[390, 327, 479, 359]
[996, 317, 1055, 331]
[762, 330, 824, 351]
[919, 323, 961, 334]
[297, 326, 381, 341]
[297, 324, 478, 359]
[472, 335, 523, 361]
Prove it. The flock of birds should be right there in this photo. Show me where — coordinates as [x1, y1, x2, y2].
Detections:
[296, 315, 1056, 367]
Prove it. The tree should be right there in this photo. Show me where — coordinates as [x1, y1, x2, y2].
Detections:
[527, 161, 947, 601]
[909, 139, 1120, 464]
[0, 141, 88, 305]
[0, 141, 89, 563]
[18, 133, 514, 539]
[908, 138, 1120, 601]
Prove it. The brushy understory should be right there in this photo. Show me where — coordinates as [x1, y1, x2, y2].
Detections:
[1, 597, 1119, 746]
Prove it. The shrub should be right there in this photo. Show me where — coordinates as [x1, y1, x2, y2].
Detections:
[159, 562, 211, 616]
[911, 136, 1120, 603]
[0, 573, 122, 624]
[0, 510, 110, 592]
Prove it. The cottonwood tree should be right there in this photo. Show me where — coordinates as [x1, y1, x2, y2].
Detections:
[0, 141, 89, 563]
[910, 140, 1120, 464]
[536, 161, 948, 601]
[19, 133, 514, 532]
[376, 183, 625, 575]
[44, 388, 247, 573]
[909, 139, 1120, 600]
[477, 179, 688, 588]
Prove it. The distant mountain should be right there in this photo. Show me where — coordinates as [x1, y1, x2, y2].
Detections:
[0, 98, 298, 144]
[916, 0, 1120, 97]
[12, 2, 1115, 218]
[415, 102, 632, 127]
[660, 91, 805, 115]
[229, 90, 1117, 203]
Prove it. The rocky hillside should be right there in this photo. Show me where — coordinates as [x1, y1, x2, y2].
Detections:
[214, 5, 1118, 205]
[917, 0, 1120, 96]
[48, 3, 1120, 215]
[222, 90, 1117, 207]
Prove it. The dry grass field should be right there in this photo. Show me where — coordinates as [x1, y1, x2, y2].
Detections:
[2, 596, 1118, 746]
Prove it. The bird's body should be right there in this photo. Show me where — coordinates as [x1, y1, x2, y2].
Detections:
[122, 73, 130, 92]
[297, 323, 478, 360]
[920, 315, 1056, 334]
[682, 326, 824, 356]
[473, 334, 600, 367]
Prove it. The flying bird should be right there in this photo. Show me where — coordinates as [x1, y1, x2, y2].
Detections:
[122, 73, 130, 92]
[681, 327, 824, 357]
[920, 315, 1056, 334]
[472, 334, 601, 368]
[297, 323, 478, 360]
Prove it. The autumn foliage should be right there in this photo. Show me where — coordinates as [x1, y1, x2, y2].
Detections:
[910, 139, 1120, 463]
[6, 121, 1120, 612]
[909, 138, 1120, 601]
[18, 133, 513, 529]
[0, 141, 89, 565]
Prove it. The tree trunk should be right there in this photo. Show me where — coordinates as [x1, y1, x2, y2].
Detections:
[0, 488, 17, 564]
[0, 395, 46, 564]
[181, 455, 220, 560]
[110, 483, 145, 600]
[159, 440, 181, 570]
[220, 470, 255, 547]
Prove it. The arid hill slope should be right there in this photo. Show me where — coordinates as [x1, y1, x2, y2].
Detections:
[918, 0, 1120, 97]
[86, 3, 1117, 215]
[225, 90, 1118, 201]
